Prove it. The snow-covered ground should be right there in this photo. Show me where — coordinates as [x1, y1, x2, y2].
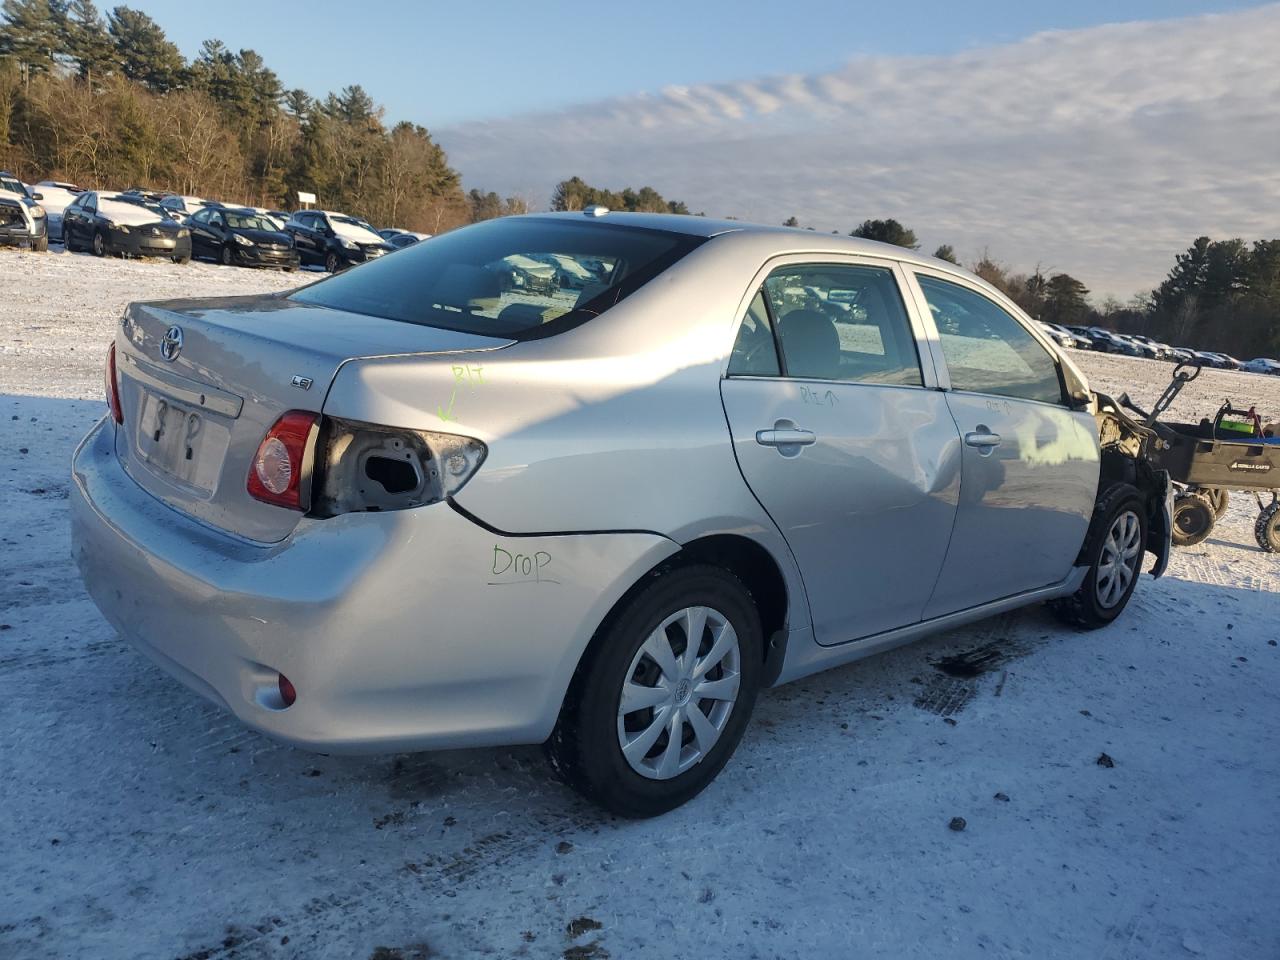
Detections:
[2, 248, 1278, 960]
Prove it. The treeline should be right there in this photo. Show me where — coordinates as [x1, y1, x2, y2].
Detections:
[550, 176, 692, 215]
[0, 0, 483, 230]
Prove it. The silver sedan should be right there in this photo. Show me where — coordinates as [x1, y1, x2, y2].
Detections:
[71, 211, 1171, 817]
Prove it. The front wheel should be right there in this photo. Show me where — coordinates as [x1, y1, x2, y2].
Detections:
[545, 565, 763, 818]
[220, 244, 233, 266]
[33, 235, 48, 253]
[1051, 483, 1147, 629]
[91, 230, 106, 257]
[324, 252, 340, 273]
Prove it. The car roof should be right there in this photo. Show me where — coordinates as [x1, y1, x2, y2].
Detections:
[516, 211, 966, 272]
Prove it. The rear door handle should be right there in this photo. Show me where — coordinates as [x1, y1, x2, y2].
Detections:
[964, 430, 1002, 452]
[756, 428, 816, 447]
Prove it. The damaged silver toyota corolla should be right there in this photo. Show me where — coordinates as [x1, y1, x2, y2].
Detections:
[70, 211, 1172, 817]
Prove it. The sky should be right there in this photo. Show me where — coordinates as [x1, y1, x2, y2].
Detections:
[138, 0, 1280, 297]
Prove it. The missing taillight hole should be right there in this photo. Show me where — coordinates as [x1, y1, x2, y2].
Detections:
[365, 455, 418, 494]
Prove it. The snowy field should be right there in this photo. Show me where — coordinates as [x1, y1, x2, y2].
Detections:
[2, 247, 1278, 960]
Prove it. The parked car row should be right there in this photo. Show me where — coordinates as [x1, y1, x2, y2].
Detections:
[1048, 321, 1278, 375]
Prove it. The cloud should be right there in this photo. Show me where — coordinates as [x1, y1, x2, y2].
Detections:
[438, 6, 1280, 297]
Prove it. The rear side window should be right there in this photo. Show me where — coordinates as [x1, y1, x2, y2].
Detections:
[729, 263, 922, 385]
[291, 217, 705, 339]
[916, 274, 1063, 405]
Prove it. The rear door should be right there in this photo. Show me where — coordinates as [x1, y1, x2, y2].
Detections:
[907, 270, 1100, 617]
[720, 257, 962, 646]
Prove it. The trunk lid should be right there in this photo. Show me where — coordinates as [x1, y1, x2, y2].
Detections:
[114, 292, 511, 542]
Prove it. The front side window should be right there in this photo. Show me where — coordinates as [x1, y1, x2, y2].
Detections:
[916, 274, 1063, 405]
[190, 208, 211, 225]
[291, 217, 704, 339]
[731, 263, 922, 385]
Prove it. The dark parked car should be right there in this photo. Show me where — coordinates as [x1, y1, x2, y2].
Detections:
[188, 206, 299, 270]
[284, 209, 393, 271]
[62, 191, 191, 262]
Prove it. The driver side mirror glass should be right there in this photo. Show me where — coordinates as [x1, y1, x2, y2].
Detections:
[32, 192, 43, 201]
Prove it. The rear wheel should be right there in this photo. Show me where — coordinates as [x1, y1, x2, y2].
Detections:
[1255, 502, 1280, 553]
[91, 230, 105, 257]
[1172, 492, 1215, 547]
[1051, 483, 1147, 629]
[545, 565, 763, 818]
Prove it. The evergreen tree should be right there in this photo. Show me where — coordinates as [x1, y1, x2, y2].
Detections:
[933, 244, 958, 264]
[56, 0, 116, 83]
[851, 218, 919, 250]
[1042, 273, 1090, 326]
[1, 0, 62, 75]
[107, 6, 185, 93]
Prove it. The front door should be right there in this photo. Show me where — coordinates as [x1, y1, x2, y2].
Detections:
[720, 259, 962, 646]
[909, 272, 1100, 617]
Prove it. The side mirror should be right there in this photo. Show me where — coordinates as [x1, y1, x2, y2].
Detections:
[31, 192, 43, 201]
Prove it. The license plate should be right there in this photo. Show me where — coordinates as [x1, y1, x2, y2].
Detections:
[136, 391, 227, 494]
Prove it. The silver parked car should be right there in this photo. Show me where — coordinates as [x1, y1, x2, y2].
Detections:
[71, 212, 1172, 817]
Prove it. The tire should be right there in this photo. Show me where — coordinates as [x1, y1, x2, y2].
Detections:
[65, 230, 80, 253]
[1172, 492, 1215, 547]
[220, 244, 233, 266]
[91, 230, 105, 257]
[282, 266, 295, 273]
[1203, 487, 1230, 518]
[545, 564, 763, 818]
[173, 253, 190, 264]
[33, 235, 48, 253]
[325, 252, 340, 273]
[1255, 502, 1280, 553]
[1051, 483, 1148, 629]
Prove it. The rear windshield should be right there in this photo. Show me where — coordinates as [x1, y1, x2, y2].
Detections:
[289, 217, 705, 339]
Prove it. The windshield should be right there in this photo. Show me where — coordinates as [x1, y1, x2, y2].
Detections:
[1, 176, 27, 197]
[290, 217, 705, 339]
[225, 211, 278, 231]
[112, 194, 169, 217]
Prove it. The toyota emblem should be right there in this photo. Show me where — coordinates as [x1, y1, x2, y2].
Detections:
[160, 325, 183, 362]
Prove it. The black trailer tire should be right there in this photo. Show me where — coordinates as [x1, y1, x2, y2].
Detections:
[545, 564, 763, 818]
[1203, 487, 1230, 518]
[1050, 483, 1148, 630]
[1172, 493, 1215, 547]
[1255, 502, 1280, 553]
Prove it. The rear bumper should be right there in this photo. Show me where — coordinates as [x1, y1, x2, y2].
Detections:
[70, 417, 677, 754]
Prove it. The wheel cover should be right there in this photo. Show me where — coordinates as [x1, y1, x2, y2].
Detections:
[1095, 510, 1142, 609]
[616, 605, 742, 781]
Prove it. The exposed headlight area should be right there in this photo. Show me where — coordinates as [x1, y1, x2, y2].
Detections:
[233, 233, 254, 247]
[113, 223, 130, 234]
[309, 416, 487, 517]
[338, 237, 358, 250]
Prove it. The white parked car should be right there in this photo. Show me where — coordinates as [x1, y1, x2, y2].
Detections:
[33, 180, 84, 240]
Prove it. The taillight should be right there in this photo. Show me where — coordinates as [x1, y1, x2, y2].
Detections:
[310, 417, 486, 517]
[247, 411, 319, 510]
[104, 342, 123, 424]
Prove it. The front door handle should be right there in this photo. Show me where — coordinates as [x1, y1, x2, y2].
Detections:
[964, 429, 1002, 454]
